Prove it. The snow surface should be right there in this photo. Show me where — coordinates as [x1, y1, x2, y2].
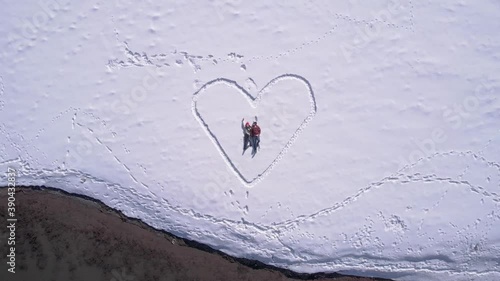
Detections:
[1, 0, 500, 280]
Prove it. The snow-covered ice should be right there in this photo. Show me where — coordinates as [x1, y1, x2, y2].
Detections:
[1, 1, 499, 280]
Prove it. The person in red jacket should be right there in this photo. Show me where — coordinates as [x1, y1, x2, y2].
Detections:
[250, 121, 261, 155]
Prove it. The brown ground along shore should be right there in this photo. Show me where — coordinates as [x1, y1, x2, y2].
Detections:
[0, 186, 392, 281]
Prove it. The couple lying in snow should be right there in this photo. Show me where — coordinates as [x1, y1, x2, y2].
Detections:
[242, 118, 261, 156]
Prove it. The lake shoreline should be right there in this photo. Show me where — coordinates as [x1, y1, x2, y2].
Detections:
[0, 186, 390, 281]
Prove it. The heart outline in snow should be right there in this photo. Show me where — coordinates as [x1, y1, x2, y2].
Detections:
[192, 74, 317, 187]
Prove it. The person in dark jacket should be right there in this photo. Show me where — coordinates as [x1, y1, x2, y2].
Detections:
[242, 119, 252, 154]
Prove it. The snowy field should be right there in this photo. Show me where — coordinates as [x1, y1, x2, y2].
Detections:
[1, 1, 500, 280]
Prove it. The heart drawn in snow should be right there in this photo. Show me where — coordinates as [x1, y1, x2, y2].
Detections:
[192, 74, 317, 187]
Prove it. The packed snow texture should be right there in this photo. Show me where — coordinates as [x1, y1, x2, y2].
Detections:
[1, 1, 500, 280]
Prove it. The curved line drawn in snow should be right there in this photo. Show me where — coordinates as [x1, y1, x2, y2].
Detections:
[192, 74, 317, 187]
